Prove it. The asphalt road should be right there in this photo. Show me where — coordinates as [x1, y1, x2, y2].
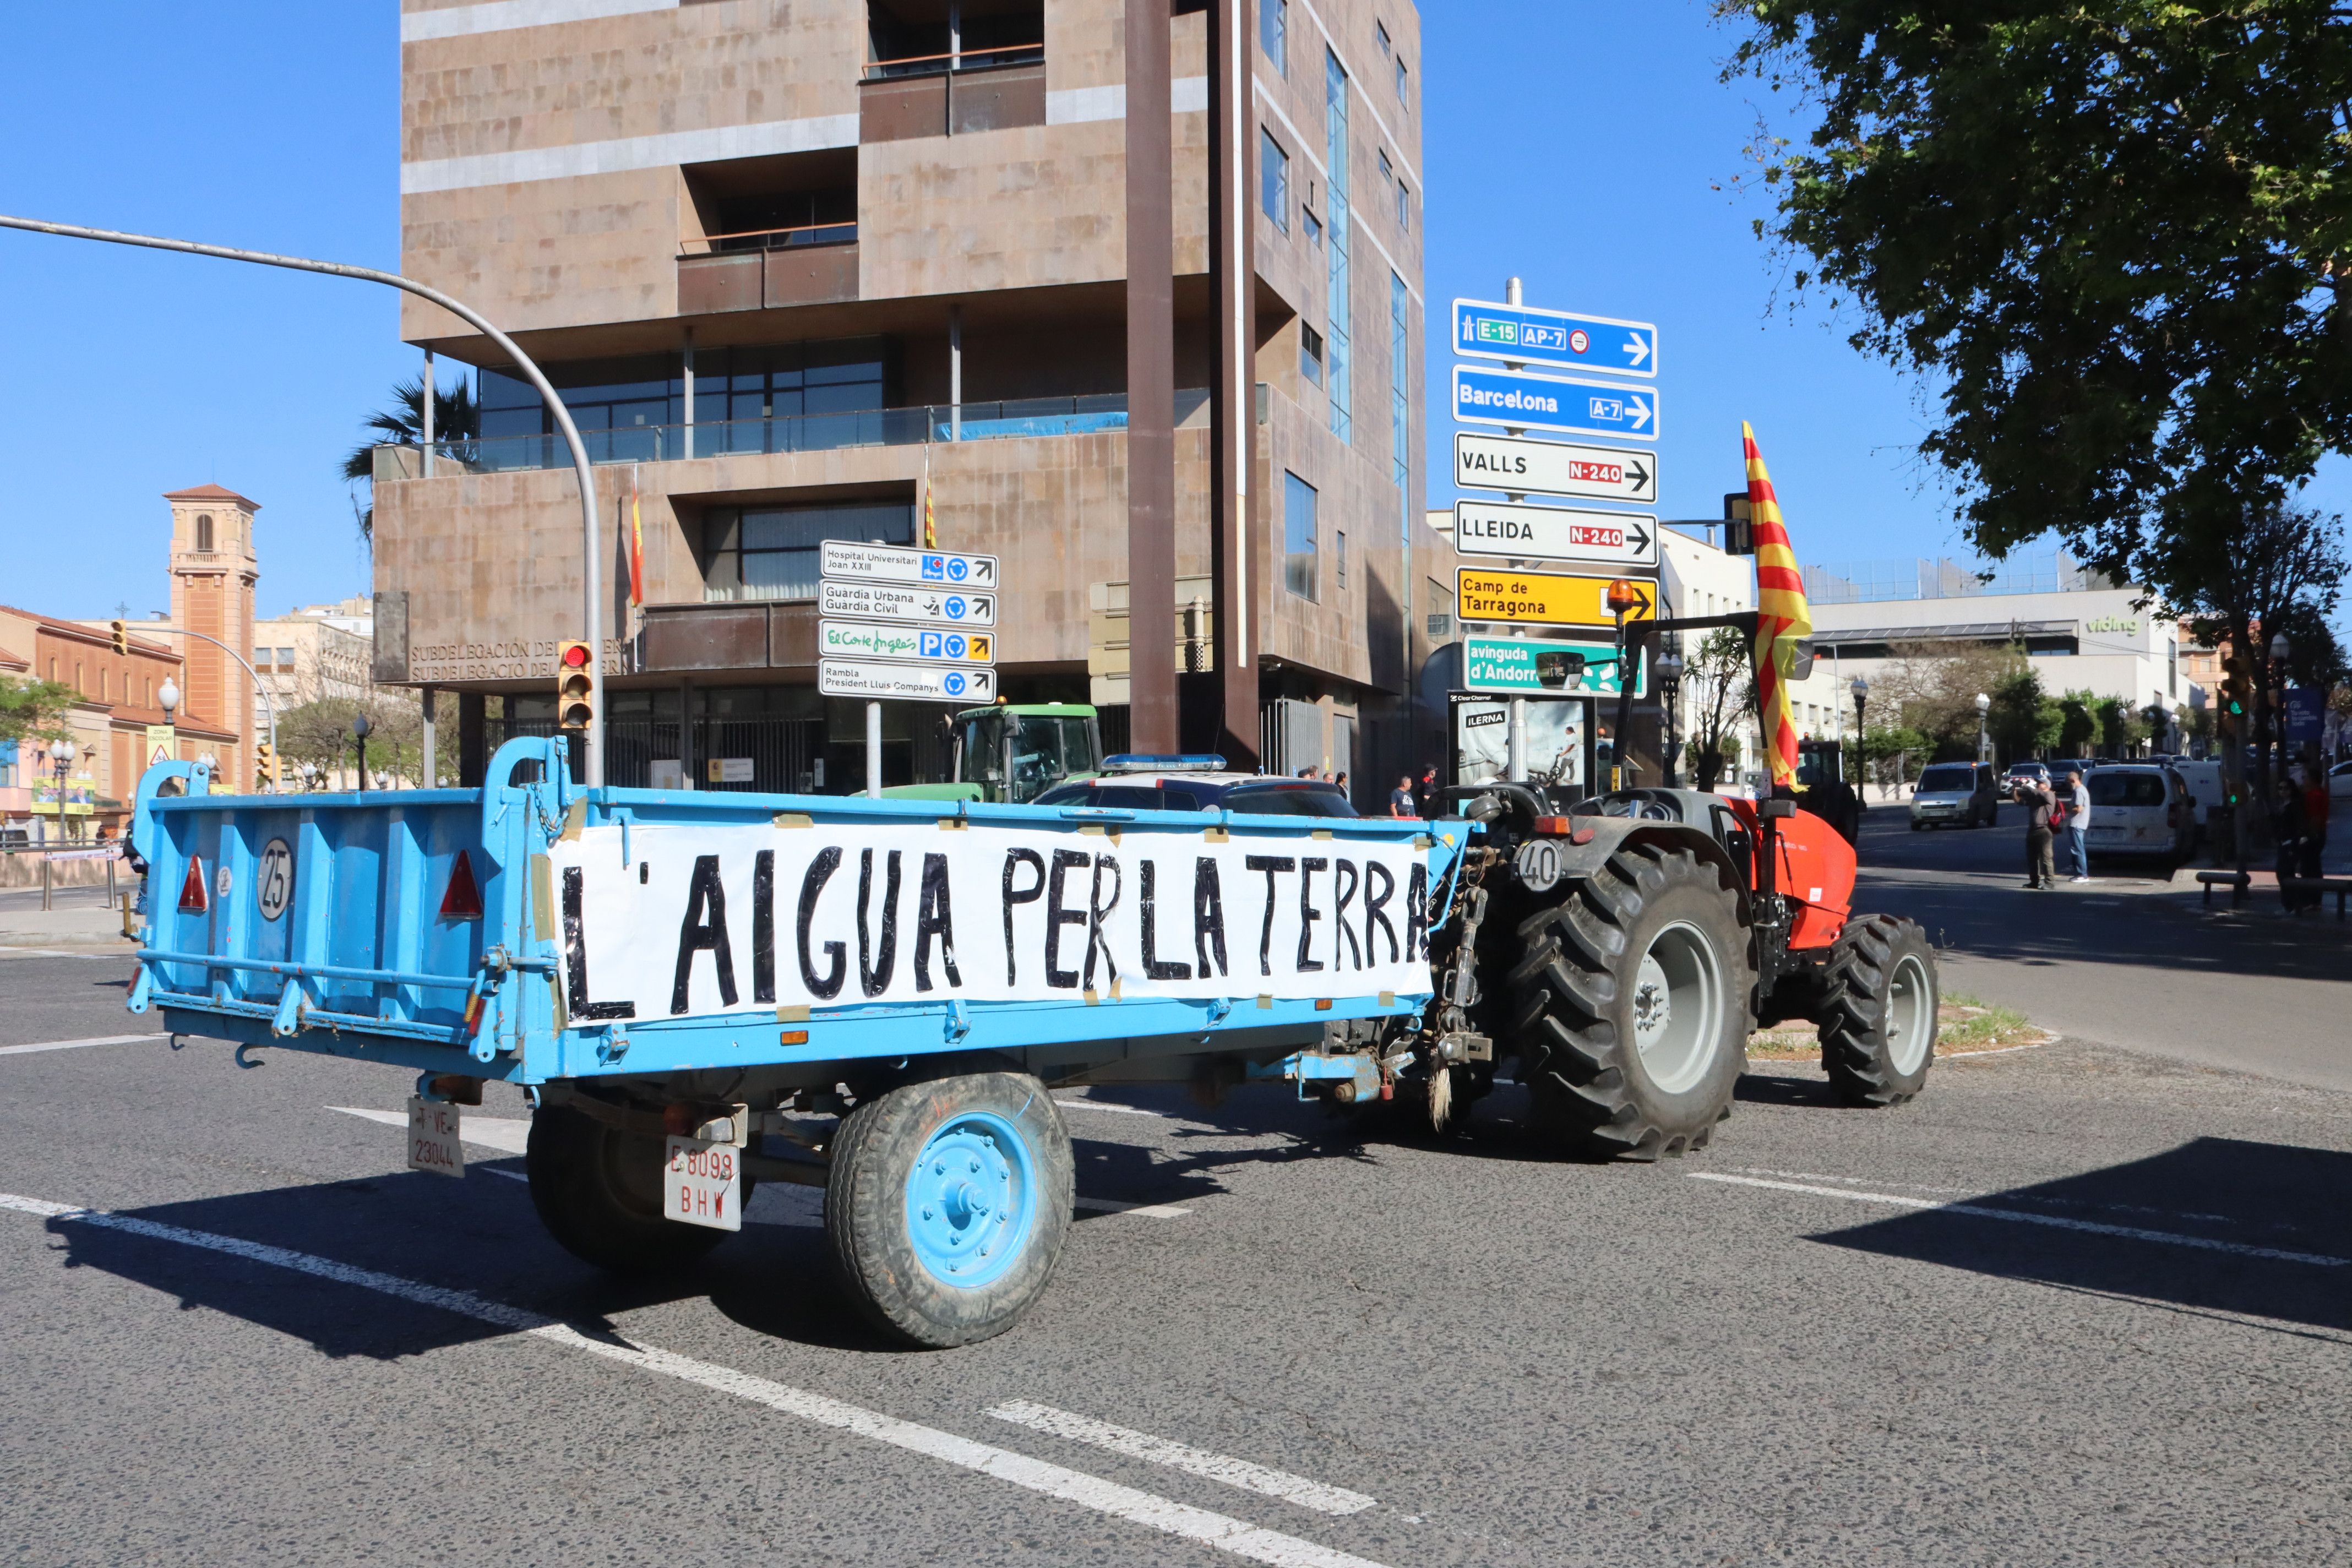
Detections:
[1855, 803, 2352, 1091]
[3, 857, 2350, 1565]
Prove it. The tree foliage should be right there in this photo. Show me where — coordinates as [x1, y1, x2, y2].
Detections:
[1681, 628, 1756, 790]
[342, 376, 482, 539]
[0, 677, 80, 745]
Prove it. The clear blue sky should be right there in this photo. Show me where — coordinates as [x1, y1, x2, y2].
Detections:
[0, 1, 2341, 624]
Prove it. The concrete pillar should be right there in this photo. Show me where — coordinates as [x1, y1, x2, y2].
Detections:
[422, 347, 435, 478]
[420, 688, 436, 786]
[1125, 0, 1177, 754]
[1208, 0, 1259, 769]
[458, 692, 486, 787]
[949, 305, 962, 442]
[681, 326, 695, 458]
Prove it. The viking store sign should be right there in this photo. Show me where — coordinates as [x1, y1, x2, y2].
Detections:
[549, 823, 1436, 1020]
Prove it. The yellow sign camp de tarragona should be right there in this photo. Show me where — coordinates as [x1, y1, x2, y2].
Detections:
[1455, 567, 1657, 628]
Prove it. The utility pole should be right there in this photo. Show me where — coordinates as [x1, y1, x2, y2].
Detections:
[1208, 0, 1259, 767]
[1125, 0, 1177, 754]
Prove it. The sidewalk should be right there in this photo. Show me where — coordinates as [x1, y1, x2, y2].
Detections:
[0, 888, 138, 950]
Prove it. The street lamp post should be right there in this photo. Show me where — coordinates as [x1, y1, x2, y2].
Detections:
[1975, 692, 1992, 766]
[352, 712, 372, 792]
[47, 737, 74, 845]
[1656, 644, 1686, 788]
[2269, 630, 2291, 797]
[1851, 674, 1870, 797]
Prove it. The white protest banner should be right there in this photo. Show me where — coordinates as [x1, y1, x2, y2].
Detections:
[547, 821, 1435, 1020]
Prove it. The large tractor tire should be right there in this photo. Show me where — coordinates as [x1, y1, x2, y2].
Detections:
[1509, 844, 1754, 1159]
[826, 1071, 1074, 1348]
[526, 1102, 738, 1275]
[1816, 914, 1939, 1107]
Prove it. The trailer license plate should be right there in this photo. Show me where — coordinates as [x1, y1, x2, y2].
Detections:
[408, 1096, 465, 1178]
[663, 1136, 742, 1231]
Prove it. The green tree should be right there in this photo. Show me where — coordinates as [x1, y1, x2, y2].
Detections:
[342, 376, 482, 538]
[0, 677, 79, 746]
[1986, 663, 2061, 764]
[2057, 689, 2100, 756]
[1681, 628, 1756, 791]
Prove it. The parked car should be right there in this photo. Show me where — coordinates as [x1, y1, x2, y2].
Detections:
[1033, 772, 1361, 818]
[2331, 759, 2352, 801]
[1910, 761, 2000, 830]
[2083, 764, 2196, 873]
[2002, 762, 2050, 790]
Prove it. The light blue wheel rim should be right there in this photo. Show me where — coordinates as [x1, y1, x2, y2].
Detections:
[903, 1110, 1036, 1289]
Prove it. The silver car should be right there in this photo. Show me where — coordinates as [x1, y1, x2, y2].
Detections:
[1910, 762, 1999, 830]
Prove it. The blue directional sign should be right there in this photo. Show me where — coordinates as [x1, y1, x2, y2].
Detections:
[1454, 300, 1658, 379]
[1452, 365, 1659, 440]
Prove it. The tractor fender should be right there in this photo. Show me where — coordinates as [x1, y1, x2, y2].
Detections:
[1508, 816, 1751, 928]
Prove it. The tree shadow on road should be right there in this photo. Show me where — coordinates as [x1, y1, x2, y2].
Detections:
[1810, 1136, 2352, 1333]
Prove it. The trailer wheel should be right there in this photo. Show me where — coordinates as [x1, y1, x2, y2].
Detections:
[525, 1102, 735, 1275]
[1816, 914, 1938, 1107]
[1509, 845, 1754, 1159]
[826, 1071, 1072, 1348]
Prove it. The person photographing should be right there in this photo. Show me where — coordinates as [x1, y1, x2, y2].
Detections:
[2017, 774, 2057, 889]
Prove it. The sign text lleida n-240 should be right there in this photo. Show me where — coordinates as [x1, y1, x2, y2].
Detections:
[1456, 568, 1656, 629]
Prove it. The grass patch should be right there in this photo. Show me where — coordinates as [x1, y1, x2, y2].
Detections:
[1745, 990, 2051, 1060]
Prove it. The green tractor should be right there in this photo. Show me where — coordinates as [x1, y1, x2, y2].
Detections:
[884, 701, 1105, 805]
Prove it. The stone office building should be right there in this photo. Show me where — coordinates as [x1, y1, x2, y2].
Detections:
[373, 0, 1439, 797]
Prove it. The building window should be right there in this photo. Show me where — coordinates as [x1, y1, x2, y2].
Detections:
[1284, 472, 1319, 601]
[1391, 272, 1410, 539]
[1377, 149, 1392, 188]
[1301, 323, 1325, 387]
[1325, 51, 1352, 443]
[194, 514, 213, 553]
[99, 669, 108, 701]
[702, 499, 914, 603]
[1336, 530, 1348, 591]
[1396, 179, 1409, 231]
[1303, 208, 1322, 249]
[1376, 21, 1391, 57]
[1396, 57, 1408, 105]
[1261, 0, 1286, 74]
[1426, 577, 1452, 640]
[1260, 129, 1290, 231]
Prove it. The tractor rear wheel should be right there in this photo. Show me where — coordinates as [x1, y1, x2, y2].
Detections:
[1816, 914, 1939, 1107]
[1509, 845, 1754, 1159]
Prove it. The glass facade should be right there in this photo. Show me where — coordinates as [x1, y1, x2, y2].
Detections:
[1325, 51, 1351, 443]
[480, 340, 890, 459]
[1260, 129, 1289, 231]
[1261, 0, 1286, 74]
[1284, 471, 1319, 601]
[702, 499, 914, 603]
[1391, 271, 1410, 540]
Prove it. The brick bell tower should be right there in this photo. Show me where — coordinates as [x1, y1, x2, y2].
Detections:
[165, 484, 260, 791]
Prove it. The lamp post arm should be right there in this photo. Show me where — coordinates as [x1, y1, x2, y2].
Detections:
[133, 624, 276, 787]
[0, 213, 605, 786]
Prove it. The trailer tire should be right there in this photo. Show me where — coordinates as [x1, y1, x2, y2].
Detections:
[1816, 914, 1938, 1107]
[1509, 845, 1753, 1160]
[525, 1102, 736, 1275]
[826, 1071, 1073, 1349]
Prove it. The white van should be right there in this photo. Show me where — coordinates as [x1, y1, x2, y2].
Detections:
[2082, 765, 2196, 872]
[2168, 760, 2225, 839]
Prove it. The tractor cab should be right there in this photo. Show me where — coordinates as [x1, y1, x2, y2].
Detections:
[885, 702, 1104, 805]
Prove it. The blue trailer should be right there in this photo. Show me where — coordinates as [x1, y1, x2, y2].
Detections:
[126, 738, 1469, 1346]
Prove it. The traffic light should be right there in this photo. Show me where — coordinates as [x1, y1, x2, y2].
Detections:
[1722, 492, 1754, 555]
[110, 618, 128, 655]
[557, 640, 595, 731]
[2219, 655, 2252, 738]
[255, 741, 276, 785]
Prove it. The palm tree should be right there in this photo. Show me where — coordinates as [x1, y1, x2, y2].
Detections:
[342, 376, 481, 537]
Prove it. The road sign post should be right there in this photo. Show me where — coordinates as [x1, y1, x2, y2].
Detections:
[1453, 300, 1658, 378]
[1453, 366, 1658, 440]
[1453, 432, 1656, 503]
[1452, 501, 1659, 568]
[1456, 567, 1657, 629]
[819, 540, 1009, 793]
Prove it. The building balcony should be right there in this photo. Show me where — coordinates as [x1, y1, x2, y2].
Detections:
[677, 223, 858, 313]
[858, 48, 1047, 142]
[372, 390, 1208, 479]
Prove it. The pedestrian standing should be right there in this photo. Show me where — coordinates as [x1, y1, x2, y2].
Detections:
[2273, 777, 2313, 914]
[1417, 765, 1439, 818]
[2019, 776, 2056, 889]
[1332, 770, 1348, 797]
[2301, 763, 2329, 883]
[1389, 774, 1416, 818]
[2061, 771, 2090, 883]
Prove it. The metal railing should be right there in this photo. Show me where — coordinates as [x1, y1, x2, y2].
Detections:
[862, 42, 1045, 80]
[1802, 551, 2124, 606]
[379, 389, 1208, 478]
[680, 221, 858, 257]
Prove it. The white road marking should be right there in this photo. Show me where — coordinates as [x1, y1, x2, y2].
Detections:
[1690, 1172, 2349, 1267]
[1055, 1098, 1166, 1118]
[1072, 1196, 1194, 1218]
[329, 1105, 531, 1156]
[0, 947, 121, 960]
[0, 1032, 161, 1057]
[986, 1400, 1376, 1516]
[0, 1190, 1391, 1568]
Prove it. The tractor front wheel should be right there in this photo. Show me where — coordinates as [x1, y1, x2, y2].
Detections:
[1816, 915, 1939, 1107]
[1509, 845, 1754, 1160]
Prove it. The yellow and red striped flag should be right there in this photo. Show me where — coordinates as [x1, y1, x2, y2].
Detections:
[1743, 422, 1812, 790]
[627, 484, 645, 606]
[921, 467, 938, 549]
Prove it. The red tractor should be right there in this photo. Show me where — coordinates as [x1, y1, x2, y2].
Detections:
[1406, 613, 1939, 1155]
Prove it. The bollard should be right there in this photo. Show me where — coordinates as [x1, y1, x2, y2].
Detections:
[41, 853, 52, 912]
[107, 856, 117, 909]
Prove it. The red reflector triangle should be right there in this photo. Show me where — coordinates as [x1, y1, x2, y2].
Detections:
[438, 851, 484, 921]
[178, 856, 209, 913]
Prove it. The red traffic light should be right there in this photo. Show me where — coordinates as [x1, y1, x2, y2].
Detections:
[559, 642, 591, 668]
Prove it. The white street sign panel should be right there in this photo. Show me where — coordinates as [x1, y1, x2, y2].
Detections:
[1452, 501, 1659, 568]
[821, 538, 999, 589]
[820, 658, 997, 704]
[1452, 365, 1658, 440]
[819, 579, 996, 627]
[820, 619, 994, 664]
[1453, 432, 1657, 504]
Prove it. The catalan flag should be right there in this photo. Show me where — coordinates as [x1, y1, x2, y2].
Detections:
[921, 466, 938, 549]
[627, 475, 646, 607]
[1743, 422, 1812, 790]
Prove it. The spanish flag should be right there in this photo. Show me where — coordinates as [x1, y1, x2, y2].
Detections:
[1743, 422, 1812, 790]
